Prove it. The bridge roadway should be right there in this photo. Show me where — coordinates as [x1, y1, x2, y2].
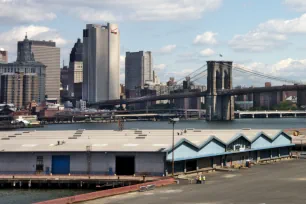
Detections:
[90, 84, 306, 106]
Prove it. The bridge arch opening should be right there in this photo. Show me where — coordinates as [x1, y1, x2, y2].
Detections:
[216, 70, 222, 90]
[223, 69, 230, 89]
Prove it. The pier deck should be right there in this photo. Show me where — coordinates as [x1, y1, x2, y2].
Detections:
[0, 174, 160, 189]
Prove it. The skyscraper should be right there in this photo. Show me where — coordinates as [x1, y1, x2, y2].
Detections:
[0, 35, 46, 108]
[83, 23, 120, 102]
[125, 51, 153, 96]
[0, 48, 8, 63]
[31, 40, 60, 102]
[68, 38, 83, 98]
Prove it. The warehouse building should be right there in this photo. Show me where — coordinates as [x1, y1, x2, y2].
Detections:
[0, 129, 293, 176]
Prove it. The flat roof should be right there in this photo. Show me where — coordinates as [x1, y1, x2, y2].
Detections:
[0, 129, 286, 153]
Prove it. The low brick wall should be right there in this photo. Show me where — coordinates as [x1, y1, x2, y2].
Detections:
[34, 178, 175, 204]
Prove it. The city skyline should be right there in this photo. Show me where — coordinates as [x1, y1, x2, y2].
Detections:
[1, 0, 306, 86]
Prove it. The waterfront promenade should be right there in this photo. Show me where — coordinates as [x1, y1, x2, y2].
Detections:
[84, 159, 306, 204]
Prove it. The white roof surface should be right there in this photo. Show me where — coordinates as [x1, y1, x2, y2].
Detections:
[0, 129, 283, 152]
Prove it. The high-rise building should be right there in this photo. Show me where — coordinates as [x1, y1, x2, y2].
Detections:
[0, 48, 8, 63]
[1, 73, 24, 108]
[68, 38, 83, 98]
[125, 51, 153, 93]
[31, 40, 60, 102]
[83, 23, 120, 102]
[60, 66, 69, 90]
[0, 35, 46, 108]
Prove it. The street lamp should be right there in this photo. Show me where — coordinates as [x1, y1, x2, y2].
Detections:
[169, 118, 179, 177]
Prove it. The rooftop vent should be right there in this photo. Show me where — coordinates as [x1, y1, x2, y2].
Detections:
[242, 128, 251, 130]
[186, 128, 194, 131]
[57, 140, 66, 145]
[135, 136, 146, 139]
[1, 138, 9, 140]
[134, 131, 142, 134]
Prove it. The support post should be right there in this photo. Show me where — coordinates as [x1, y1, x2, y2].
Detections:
[196, 159, 199, 170]
[172, 122, 175, 176]
[257, 151, 260, 162]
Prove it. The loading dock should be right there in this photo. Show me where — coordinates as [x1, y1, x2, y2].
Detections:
[116, 156, 135, 175]
[186, 160, 197, 171]
[198, 157, 212, 168]
[272, 149, 279, 158]
[280, 147, 289, 156]
[52, 155, 70, 175]
[260, 150, 270, 159]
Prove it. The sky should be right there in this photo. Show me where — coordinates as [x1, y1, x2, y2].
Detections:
[1, 0, 306, 87]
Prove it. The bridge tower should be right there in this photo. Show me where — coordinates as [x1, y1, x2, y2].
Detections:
[206, 61, 234, 121]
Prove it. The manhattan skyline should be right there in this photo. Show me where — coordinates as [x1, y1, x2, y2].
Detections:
[0, 0, 306, 86]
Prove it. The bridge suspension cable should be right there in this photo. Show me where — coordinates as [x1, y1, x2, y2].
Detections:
[174, 64, 207, 84]
[219, 62, 302, 85]
[161, 64, 207, 94]
[191, 72, 208, 83]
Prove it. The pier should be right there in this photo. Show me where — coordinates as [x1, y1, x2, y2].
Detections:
[235, 110, 306, 119]
[0, 174, 161, 189]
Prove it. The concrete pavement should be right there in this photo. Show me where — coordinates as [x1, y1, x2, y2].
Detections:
[84, 159, 306, 204]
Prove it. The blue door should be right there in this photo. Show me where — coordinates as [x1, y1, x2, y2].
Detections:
[52, 155, 70, 174]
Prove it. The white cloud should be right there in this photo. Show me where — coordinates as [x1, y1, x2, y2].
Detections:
[200, 48, 215, 57]
[234, 58, 306, 86]
[228, 13, 306, 52]
[257, 14, 306, 33]
[40, 0, 222, 22]
[154, 64, 166, 70]
[71, 7, 117, 22]
[229, 32, 288, 52]
[159, 44, 176, 54]
[0, 0, 223, 24]
[0, 0, 56, 23]
[0, 25, 67, 61]
[283, 0, 306, 12]
[193, 32, 218, 45]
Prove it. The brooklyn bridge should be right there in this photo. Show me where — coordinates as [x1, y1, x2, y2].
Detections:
[90, 61, 306, 121]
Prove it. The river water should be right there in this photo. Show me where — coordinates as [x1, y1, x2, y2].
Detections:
[23, 118, 306, 131]
[1, 118, 306, 204]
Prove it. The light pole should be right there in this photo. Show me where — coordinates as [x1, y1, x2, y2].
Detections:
[169, 118, 179, 177]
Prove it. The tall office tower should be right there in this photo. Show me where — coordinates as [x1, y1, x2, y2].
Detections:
[68, 38, 83, 98]
[31, 40, 60, 102]
[125, 51, 153, 96]
[0, 35, 46, 108]
[0, 48, 8, 63]
[83, 23, 120, 102]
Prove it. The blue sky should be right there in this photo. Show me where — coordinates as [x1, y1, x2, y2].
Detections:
[1, 0, 306, 86]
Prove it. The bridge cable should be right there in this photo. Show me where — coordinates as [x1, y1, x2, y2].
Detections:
[219, 62, 301, 85]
